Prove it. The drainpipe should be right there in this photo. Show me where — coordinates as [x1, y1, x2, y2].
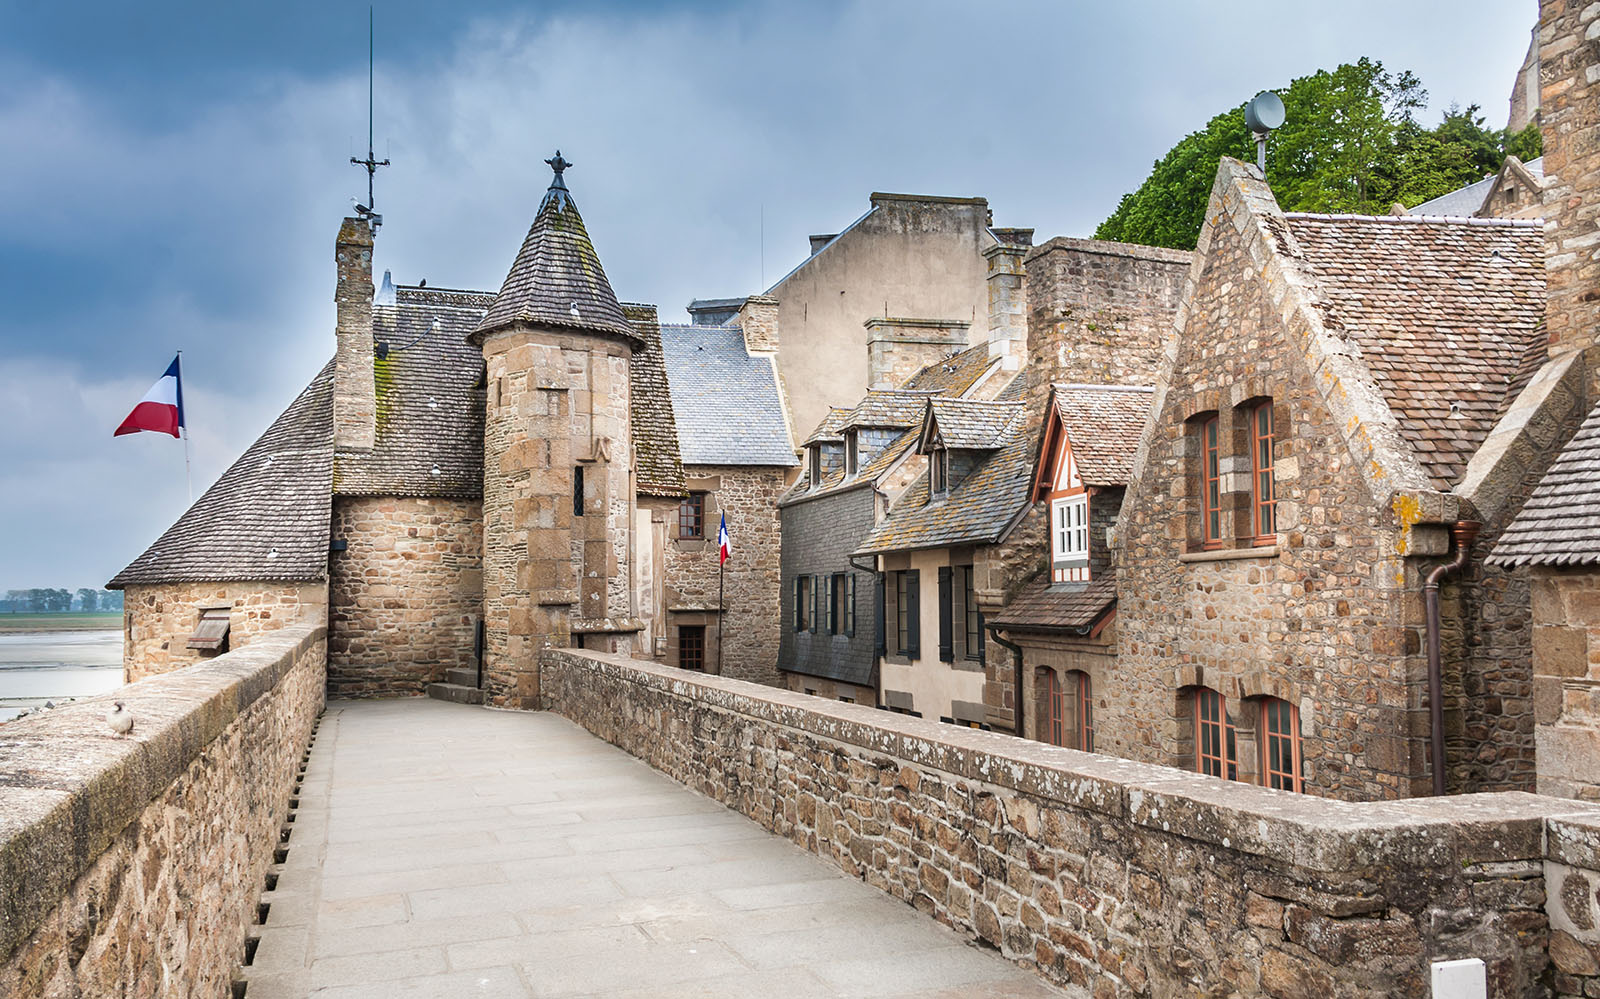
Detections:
[987, 624, 1025, 736]
[1422, 520, 1480, 797]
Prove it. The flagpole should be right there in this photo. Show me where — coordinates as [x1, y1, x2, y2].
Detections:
[717, 553, 725, 676]
[177, 350, 192, 504]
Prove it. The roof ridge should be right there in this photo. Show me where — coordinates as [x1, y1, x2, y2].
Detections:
[1284, 211, 1541, 228]
[1053, 382, 1154, 393]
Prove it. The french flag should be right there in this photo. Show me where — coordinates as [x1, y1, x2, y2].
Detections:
[114, 355, 185, 439]
[718, 512, 731, 564]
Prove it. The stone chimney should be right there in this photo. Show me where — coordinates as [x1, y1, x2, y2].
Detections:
[864, 317, 970, 390]
[984, 241, 1028, 372]
[333, 217, 376, 452]
[737, 295, 780, 354]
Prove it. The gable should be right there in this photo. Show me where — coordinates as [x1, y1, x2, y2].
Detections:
[1054, 439, 1082, 493]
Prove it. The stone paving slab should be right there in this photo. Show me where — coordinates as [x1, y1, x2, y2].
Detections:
[244, 698, 1063, 999]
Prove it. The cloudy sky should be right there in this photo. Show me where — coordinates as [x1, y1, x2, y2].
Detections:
[0, 0, 1536, 589]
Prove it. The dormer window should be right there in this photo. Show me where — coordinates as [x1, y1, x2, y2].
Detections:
[845, 432, 859, 477]
[808, 446, 822, 486]
[930, 449, 949, 495]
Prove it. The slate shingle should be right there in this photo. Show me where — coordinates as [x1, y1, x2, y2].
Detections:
[1282, 213, 1546, 490]
[1049, 384, 1153, 486]
[988, 578, 1116, 632]
[660, 324, 797, 467]
[1490, 398, 1600, 567]
[900, 343, 998, 396]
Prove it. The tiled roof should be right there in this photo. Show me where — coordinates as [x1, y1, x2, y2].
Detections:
[334, 286, 491, 498]
[900, 343, 997, 396]
[472, 164, 638, 345]
[1490, 399, 1600, 567]
[624, 304, 688, 496]
[989, 577, 1116, 632]
[802, 408, 852, 446]
[660, 324, 797, 467]
[1409, 157, 1544, 217]
[843, 390, 938, 431]
[1050, 384, 1153, 486]
[110, 363, 334, 587]
[925, 397, 1020, 450]
[856, 404, 1034, 555]
[1281, 213, 1546, 490]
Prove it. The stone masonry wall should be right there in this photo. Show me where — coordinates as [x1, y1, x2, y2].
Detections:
[1023, 237, 1191, 413]
[1531, 565, 1600, 802]
[480, 324, 637, 708]
[327, 496, 483, 697]
[122, 580, 328, 683]
[0, 622, 324, 999]
[664, 465, 786, 685]
[1539, 0, 1600, 380]
[541, 647, 1600, 998]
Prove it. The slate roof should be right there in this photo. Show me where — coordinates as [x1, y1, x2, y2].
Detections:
[1049, 384, 1153, 486]
[925, 398, 1020, 450]
[1490, 398, 1600, 567]
[109, 363, 334, 587]
[802, 408, 851, 446]
[1409, 157, 1543, 217]
[989, 578, 1117, 633]
[335, 286, 491, 498]
[843, 390, 939, 430]
[900, 343, 997, 396]
[625, 305, 688, 496]
[856, 402, 1034, 555]
[472, 162, 638, 345]
[660, 324, 797, 467]
[1281, 213, 1546, 490]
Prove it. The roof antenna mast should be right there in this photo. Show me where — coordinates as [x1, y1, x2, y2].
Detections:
[351, 5, 389, 229]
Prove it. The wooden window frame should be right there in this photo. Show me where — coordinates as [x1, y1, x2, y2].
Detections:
[1194, 687, 1237, 780]
[808, 447, 821, 486]
[1048, 671, 1065, 748]
[1199, 415, 1222, 550]
[1259, 698, 1303, 792]
[677, 625, 705, 671]
[895, 571, 910, 654]
[931, 449, 948, 495]
[961, 566, 981, 661]
[795, 576, 814, 633]
[844, 574, 856, 637]
[845, 432, 859, 476]
[1250, 402, 1276, 545]
[1071, 670, 1094, 752]
[678, 492, 705, 540]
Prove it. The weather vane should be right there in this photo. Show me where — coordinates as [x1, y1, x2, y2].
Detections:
[351, 7, 389, 227]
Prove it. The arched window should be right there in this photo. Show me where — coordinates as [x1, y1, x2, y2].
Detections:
[1070, 670, 1093, 752]
[1250, 401, 1276, 543]
[1259, 697, 1302, 792]
[1193, 686, 1237, 780]
[1045, 670, 1093, 751]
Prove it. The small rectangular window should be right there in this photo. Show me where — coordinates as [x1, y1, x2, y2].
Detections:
[931, 450, 948, 494]
[895, 571, 910, 654]
[796, 576, 815, 632]
[1200, 416, 1221, 549]
[678, 493, 705, 539]
[1051, 495, 1089, 561]
[574, 465, 586, 518]
[844, 574, 857, 636]
[1260, 698, 1302, 792]
[187, 606, 231, 651]
[1077, 672, 1094, 752]
[1048, 671, 1064, 747]
[1252, 402, 1276, 543]
[1194, 687, 1237, 780]
[809, 447, 822, 485]
[846, 433, 859, 476]
[678, 626, 705, 671]
[961, 567, 981, 660]
[830, 573, 846, 635]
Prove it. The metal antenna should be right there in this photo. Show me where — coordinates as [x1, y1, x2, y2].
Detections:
[350, 6, 389, 226]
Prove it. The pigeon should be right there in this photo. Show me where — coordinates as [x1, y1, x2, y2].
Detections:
[106, 701, 134, 738]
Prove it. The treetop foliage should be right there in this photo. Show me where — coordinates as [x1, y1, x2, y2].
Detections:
[1095, 57, 1543, 250]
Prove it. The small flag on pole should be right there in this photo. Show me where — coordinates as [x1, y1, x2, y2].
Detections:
[718, 512, 731, 564]
[115, 355, 185, 439]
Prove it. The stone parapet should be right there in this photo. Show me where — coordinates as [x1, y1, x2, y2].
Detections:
[0, 621, 325, 997]
[541, 647, 1600, 996]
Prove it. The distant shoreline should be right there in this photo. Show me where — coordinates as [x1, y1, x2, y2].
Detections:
[0, 613, 122, 635]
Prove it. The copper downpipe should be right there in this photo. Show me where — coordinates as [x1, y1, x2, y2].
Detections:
[1423, 520, 1481, 796]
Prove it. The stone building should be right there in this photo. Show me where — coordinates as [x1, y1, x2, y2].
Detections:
[1109, 154, 1589, 801]
[655, 321, 797, 683]
[697, 193, 1029, 443]
[853, 388, 1036, 728]
[1408, 155, 1547, 220]
[989, 383, 1151, 745]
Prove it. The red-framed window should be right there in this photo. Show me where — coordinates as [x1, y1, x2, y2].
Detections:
[678, 493, 705, 539]
[1048, 671, 1064, 748]
[678, 625, 705, 671]
[1194, 687, 1236, 780]
[1200, 416, 1222, 549]
[1070, 670, 1093, 752]
[1251, 402, 1276, 544]
[1260, 697, 1302, 792]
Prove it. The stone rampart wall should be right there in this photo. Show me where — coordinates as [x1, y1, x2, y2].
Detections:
[541, 647, 1600, 997]
[122, 580, 328, 682]
[0, 622, 325, 998]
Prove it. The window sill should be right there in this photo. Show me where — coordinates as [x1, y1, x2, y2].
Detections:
[1178, 545, 1279, 564]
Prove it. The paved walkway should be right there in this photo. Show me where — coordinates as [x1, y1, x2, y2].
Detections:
[246, 698, 1061, 999]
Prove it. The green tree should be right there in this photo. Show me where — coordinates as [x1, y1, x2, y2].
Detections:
[76, 588, 99, 612]
[1097, 61, 1538, 250]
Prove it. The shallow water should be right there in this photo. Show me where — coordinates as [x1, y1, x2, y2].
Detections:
[0, 630, 123, 721]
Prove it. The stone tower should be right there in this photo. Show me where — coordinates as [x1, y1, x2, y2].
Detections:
[471, 153, 645, 708]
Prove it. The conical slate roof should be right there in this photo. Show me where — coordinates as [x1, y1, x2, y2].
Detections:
[472, 152, 638, 345]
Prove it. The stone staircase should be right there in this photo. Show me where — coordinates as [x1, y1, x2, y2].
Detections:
[425, 667, 484, 705]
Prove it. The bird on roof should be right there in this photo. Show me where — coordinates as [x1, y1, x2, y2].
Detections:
[106, 701, 133, 737]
